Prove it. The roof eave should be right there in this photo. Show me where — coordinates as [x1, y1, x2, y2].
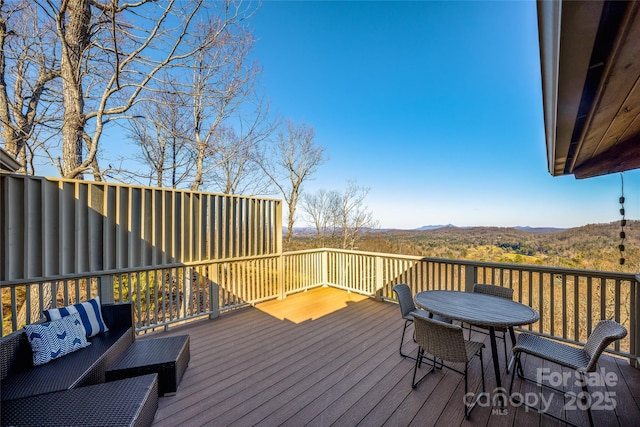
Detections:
[537, 0, 607, 178]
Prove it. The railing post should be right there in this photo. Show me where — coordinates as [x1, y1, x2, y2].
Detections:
[634, 275, 640, 368]
[275, 201, 284, 299]
[375, 255, 384, 301]
[464, 265, 476, 293]
[99, 274, 115, 303]
[278, 253, 285, 300]
[209, 264, 219, 319]
[322, 249, 329, 286]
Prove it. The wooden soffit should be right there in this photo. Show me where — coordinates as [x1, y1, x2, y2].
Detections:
[538, 0, 640, 179]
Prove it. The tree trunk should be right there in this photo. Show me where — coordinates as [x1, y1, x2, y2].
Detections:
[60, 0, 91, 178]
[0, 12, 21, 168]
[286, 190, 298, 245]
[191, 139, 205, 191]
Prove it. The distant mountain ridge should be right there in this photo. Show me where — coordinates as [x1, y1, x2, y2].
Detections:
[287, 220, 638, 273]
[415, 224, 455, 231]
[513, 226, 566, 233]
[295, 225, 569, 234]
[414, 224, 566, 233]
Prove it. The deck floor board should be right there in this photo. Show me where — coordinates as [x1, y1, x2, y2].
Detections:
[148, 287, 639, 427]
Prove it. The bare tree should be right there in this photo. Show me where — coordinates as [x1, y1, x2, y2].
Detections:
[1, 0, 271, 183]
[0, 0, 60, 172]
[119, 13, 269, 193]
[204, 91, 277, 194]
[335, 181, 379, 249]
[207, 124, 272, 195]
[300, 182, 378, 249]
[124, 84, 192, 188]
[260, 120, 326, 244]
[186, 23, 260, 191]
[300, 189, 340, 246]
[28, 0, 256, 179]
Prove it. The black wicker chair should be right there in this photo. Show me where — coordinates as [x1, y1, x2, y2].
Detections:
[392, 284, 451, 359]
[509, 319, 627, 427]
[411, 313, 485, 419]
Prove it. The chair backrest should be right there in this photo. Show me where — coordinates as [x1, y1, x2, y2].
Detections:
[412, 312, 469, 363]
[582, 319, 628, 371]
[473, 284, 514, 300]
[392, 284, 417, 318]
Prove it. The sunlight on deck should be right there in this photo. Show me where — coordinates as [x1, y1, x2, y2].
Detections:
[255, 286, 369, 323]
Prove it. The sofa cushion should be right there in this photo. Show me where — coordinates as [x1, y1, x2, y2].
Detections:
[44, 296, 109, 338]
[24, 312, 90, 366]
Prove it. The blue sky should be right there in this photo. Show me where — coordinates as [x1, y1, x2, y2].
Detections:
[248, 0, 640, 229]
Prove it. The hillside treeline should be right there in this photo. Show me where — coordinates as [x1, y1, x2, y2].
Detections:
[287, 221, 639, 273]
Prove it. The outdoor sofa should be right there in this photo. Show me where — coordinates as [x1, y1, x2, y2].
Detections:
[0, 301, 159, 426]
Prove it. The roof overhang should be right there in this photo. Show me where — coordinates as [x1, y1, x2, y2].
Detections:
[538, 0, 640, 179]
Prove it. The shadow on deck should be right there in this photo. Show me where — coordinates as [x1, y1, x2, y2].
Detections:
[144, 287, 640, 427]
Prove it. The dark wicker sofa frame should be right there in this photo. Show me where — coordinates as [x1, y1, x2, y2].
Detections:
[0, 303, 134, 401]
[1, 373, 159, 427]
[0, 302, 159, 426]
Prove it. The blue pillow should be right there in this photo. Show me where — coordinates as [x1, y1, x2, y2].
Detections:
[43, 296, 109, 338]
[24, 312, 91, 366]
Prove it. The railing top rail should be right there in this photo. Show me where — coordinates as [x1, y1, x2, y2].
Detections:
[0, 253, 283, 288]
[4, 248, 636, 289]
[284, 248, 638, 281]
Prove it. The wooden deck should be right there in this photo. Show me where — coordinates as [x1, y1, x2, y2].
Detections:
[146, 287, 640, 427]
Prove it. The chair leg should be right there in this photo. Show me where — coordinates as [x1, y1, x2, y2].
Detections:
[507, 353, 515, 373]
[578, 372, 594, 427]
[412, 347, 434, 388]
[464, 364, 468, 395]
[463, 362, 469, 418]
[508, 352, 520, 396]
[516, 352, 524, 378]
[399, 320, 412, 358]
[411, 348, 421, 387]
[479, 349, 485, 392]
[502, 332, 509, 374]
[401, 322, 441, 367]
[463, 360, 483, 419]
[509, 353, 587, 427]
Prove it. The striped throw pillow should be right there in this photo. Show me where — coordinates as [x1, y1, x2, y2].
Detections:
[44, 296, 109, 338]
[25, 312, 91, 365]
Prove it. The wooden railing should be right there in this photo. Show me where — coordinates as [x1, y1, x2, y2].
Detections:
[305, 248, 638, 360]
[0, 255, 283, 334]
[1, 247, 638, 366]
[4, 176, 635, 364]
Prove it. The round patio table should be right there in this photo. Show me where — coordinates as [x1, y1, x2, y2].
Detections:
[414, 290, 539, 394]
